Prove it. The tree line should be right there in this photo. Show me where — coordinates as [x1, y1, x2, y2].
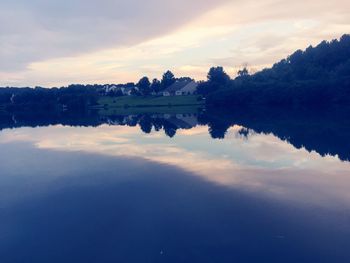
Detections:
[0, 70, 192, 110]
[199, 34, 350, 108]
[1, 34, 349, 110]
[109, 71, 193, 97]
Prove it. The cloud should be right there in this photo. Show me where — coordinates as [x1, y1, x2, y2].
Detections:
[205, 0, 350, 66]
[0, 0, 230, 71]
[1, 0, 350, 86]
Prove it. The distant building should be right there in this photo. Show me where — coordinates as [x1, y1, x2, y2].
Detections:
[104, 85, 118, 93]
[122, 87, 134, 96]
[162, 80, 198, 96]
[162, 81, 188, 96]
[102, 84, 136, 96]
[178, 81, 198, 95]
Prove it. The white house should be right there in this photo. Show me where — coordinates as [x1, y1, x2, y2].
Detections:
[162, 80, 198, 96]
[122, 87, 134, 96]
[178, 81, 198, 95]
[104, 85, 119, 93]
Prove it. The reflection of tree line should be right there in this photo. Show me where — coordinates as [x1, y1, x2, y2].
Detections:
[198, 107, 350, 162]
[0, 110, 200, 138]
[0, 110, 104, 131]
[0, 107, 349, 161]
[101, 113, 200, 138]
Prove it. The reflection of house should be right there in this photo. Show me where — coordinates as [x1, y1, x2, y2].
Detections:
[176, 114, 198, 127]
[165, 114, 199, 129]
[162, 80, 198, 96]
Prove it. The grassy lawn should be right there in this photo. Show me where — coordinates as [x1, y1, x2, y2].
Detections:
[98, 105, 202, 116]
[97, 95, 204, 108]
[93, 95, 205, 115]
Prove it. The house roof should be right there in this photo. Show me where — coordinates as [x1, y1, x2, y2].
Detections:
[163, 80, 192, 93]
[180, 81, 198, 92]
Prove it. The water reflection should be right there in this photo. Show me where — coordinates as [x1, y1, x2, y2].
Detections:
[1, 124, 350, 207]
[0, 142, 350, 262]
[1, 107, 349, 161]
[1, 109, 350, 262]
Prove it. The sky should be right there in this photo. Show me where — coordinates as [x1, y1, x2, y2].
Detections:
[1, 0, 350, 87]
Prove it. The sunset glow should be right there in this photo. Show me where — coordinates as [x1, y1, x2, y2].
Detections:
[1, 0, 350, 86]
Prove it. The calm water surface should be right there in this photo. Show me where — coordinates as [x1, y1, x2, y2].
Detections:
[0, 121, 350, 262]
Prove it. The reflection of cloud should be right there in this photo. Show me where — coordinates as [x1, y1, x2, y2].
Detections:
[177, 126, 208, 136]
[1, 125, 350, 208]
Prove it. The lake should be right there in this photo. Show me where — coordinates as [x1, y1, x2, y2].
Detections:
[0, 112, 350, 262]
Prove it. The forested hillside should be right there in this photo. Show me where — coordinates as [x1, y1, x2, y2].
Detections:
[207, 35, 350, 108]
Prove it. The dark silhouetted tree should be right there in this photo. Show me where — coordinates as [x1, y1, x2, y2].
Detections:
[137, 77, 151, 96]
[139, 116, 152, 134]
[198, 67, 230, 95]
[177, 77, 193, 82]
[150, 78, 162, 93]
[207, 67, 230, 85]
[237, 67, 249, 77]
[161, 70, 176, 90]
